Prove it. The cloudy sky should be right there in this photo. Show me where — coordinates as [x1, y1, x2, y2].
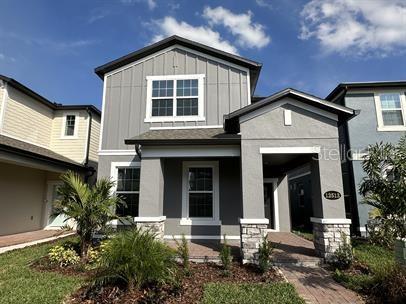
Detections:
[0, 0, 405, 108]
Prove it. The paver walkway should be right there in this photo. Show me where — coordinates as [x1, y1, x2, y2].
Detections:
[280, 265, 364, 304]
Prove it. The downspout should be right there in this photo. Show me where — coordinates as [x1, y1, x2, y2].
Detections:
[84, 108, 95, 182]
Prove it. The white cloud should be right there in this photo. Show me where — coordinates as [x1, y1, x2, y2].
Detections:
[151, 16, 238, 54]
[203, 6, 270, 49]
[299, 0, 406, 56]
[121, 0, 156, 10]
[0, 53, 4, 60]
[0, 53, 16, 62]
[255, 0, 272, 10]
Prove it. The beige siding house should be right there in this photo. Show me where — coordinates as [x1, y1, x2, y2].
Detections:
[0, 75, 101, 236]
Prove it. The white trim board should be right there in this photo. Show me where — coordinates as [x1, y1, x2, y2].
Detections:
[260, 146, 320, 154]
[373, 91, 406, 132]
[98, 75, 107, 151]
[240, 218, 269, 224]
[0, 82, 8, 132]
[263, 178, 280, 231]
[150, 125, 223, 130]
[99, 150, 137, 156]
[164, 235, 240, 240]
[60, 112, 79, 139]
[310, 217, 352, 224]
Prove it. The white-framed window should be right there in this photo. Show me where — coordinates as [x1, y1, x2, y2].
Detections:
[110, 162, 141, 217]
[374, 92, 406, 131]
[61, 113, 79, 138]
[145, 74, 205, 122]
[181, 161, 220, 226]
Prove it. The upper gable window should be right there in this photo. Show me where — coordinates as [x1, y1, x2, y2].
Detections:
[374, 92, 406, 131]
[145, 75, 205, 122]
[61, 113, 79, 138]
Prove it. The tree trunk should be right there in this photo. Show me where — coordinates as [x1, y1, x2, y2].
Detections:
[80, 231, 92, 261]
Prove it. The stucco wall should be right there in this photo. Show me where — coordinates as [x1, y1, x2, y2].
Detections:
[2, 86, 53, 147]
[101, 47, 249, 150]
[0, 162, 47, 235]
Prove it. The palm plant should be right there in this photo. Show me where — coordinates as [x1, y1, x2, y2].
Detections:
[53, 171, 122, 259]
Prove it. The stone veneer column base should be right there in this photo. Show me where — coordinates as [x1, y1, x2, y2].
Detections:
[311, 217, 351, 260]
[134, 216, 166, 240]
[240, 218, 269, 264]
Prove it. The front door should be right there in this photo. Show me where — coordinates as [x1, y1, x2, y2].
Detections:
[46, 181, 66, 228]
[264, 182, 275, 229]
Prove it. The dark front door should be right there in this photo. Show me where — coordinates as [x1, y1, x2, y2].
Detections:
[264, 182, 274, 229]
[289, 175, 313, 232]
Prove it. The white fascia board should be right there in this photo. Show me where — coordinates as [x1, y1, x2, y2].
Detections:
[164, 235, 240, 240]
[99, 150, 137, 156]
[310, 217, 352, 224]
[239, 218, 269, 225]
[260, 146, 320, 154]
[133, 216, 166, 222]
[179, 218, 221, 226]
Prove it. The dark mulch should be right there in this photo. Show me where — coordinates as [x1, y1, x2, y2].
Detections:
[67, 262, 283, 304]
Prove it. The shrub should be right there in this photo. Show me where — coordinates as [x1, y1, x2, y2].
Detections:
[174, 234, 190, 274]
[330, 232, 353, 270]
[48, 245, 80, 267]
[258, 236, 273, 273]
[366, 216, 398, 248]
[219, 236, 232, 276]
[372, 264, 406, 303]
[95, 228, 176, 290]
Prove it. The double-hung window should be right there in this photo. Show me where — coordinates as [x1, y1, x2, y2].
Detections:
[146, 74, 205, 122]
[61, 113, 78, 138]
[115, 166, 140, 217]
[181, 161, 220, 226]
[375, 92, 406, 131]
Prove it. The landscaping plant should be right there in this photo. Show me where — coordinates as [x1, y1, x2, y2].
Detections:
[95, 227, 176, 290]
[219, 235, 232, 276]
[174, 234, 190, 275]
[359, 136, 406, 247]
[258, 236, 273, 273]
[48, 245, 80, 267]
[52, 171, 123, 259]
[330, 232, 353, 270]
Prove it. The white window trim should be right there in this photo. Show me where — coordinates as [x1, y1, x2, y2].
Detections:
[110, 161, 141, 197]
[374, 91, 406, 132]
[60, 112, 79, 139]
[145, 74, 205, 123]
[181, 161, 220, 226]
[263, 178, 279, 232]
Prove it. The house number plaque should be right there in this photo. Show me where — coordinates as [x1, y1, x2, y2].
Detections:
[324, 191, 341, 200]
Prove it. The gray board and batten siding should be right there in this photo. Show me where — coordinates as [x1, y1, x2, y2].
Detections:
[101, 47, 250, 150]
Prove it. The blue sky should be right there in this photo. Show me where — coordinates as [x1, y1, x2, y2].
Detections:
[0, 0, 405, 109]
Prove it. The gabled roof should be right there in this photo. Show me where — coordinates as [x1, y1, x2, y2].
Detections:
[224, 88, 357, 133]
[125, 128, 240, 146]
[326, 81, 406, 101]
[94, 35, 263, 94]
[0, 134, 85, 170]
[0, 75, 101, 117]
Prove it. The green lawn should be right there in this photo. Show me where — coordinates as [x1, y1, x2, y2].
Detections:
[201, 282, 305, 304]
[0, 238, 84, 304]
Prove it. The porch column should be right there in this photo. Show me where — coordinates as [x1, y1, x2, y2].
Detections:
[135, 157, 165, 240]
[239, 142, 269, 263]
[310, 152, 351, 260]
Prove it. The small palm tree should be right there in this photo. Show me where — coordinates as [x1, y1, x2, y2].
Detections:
[53, 171, 122, 259]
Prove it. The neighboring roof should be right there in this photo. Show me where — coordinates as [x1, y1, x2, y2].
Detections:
[125, 128, 240, 146]
[94, 35, 263, 94]
[0, 75, 101, 117]
[224, 88, 357, 132]
[326, 81, 406, 101]
[0, 134, 85, 170]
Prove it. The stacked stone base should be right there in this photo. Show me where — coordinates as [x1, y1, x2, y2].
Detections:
[134, 217, 166, 240]
[312, 221, 350, 260]
[240, 221, 268, 264]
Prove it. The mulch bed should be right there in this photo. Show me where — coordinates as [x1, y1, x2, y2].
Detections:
[30, 256, 95, 277]
[65, 262, 283, 304]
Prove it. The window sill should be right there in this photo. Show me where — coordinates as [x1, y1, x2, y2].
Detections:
[377, 126, 406, 132]
[145, 116, 206, 123]
[179, 218, 221, 226]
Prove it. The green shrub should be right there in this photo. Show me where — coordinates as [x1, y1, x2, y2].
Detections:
[219, 236, 232, 276]
[95, 228, 176, 290]
[330, 232, 353, 270]
[258, 236, 273, 273]
[174, 234, 190, 274]
[48, 245, 80, 267]
[366, 217, 398, 248]
[372, 264, 406, 303]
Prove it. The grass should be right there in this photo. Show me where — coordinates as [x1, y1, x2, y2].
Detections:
[0, 237, 84, 304]
[201, 282, 305, 304]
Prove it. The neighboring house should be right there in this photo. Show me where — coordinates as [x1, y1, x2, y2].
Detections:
[96, 36, 357, 261]
[0, 75, 101, 236]
[326, 81, 406, 235]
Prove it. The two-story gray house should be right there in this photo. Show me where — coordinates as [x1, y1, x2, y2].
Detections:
[326, 82, 406, 235]
[95, 36, 357, 262]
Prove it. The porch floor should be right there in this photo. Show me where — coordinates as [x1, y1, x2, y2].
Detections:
[268, 232, 322, 266]
[0, 229, 69, 248]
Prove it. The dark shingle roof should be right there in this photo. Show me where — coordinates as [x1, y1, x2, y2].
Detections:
[0, 134, 85, 169]
[125, 128, 240, 146]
